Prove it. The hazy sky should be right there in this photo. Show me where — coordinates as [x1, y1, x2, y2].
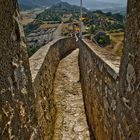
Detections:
[62, 0, 127, 4]
[62, 0, 127, 8]
[62, 0, 127, 9]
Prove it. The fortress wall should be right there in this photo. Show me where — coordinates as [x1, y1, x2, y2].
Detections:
[78, 40, 120, 140]
[78, 1, 140, 137]
[30, 38, 77, 139]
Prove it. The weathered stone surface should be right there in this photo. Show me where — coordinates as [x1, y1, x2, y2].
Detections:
[78, 0, 140, 139]
[119, 0, 140, 138]
[30, 38, 77, 140]
[78, 39, 119, 140]
[0, 0, 39, 139]
[0, 0, 140, 139]
[52, 49, 90, 140]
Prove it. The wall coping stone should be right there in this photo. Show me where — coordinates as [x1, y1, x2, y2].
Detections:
[81, 39, 120, 80]
[29, 37, 68, 82]
[29, 37, 120, 82]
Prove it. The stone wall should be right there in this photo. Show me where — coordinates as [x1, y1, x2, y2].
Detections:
[0, 0, 140, 139]
[0, 0, 40, 139]
[29, 38, 77, 140]
[78, 0, 140, 137]
[79, 40, 120, 140]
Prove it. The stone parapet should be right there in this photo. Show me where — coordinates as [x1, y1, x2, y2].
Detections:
[30, 37, 77, 139]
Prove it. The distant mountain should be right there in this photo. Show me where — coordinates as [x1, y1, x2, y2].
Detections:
[50, 2, 88, 13]
[36, 2, 88, 21]
[102, 7, 127, 15]
[84, 1, 127, 15]
[19, 0, 127, 14]
[87, 2, 122, 10]
[18, 0, 61, 10]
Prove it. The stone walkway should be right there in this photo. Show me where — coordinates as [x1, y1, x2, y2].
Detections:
[53, 23, 63, 40]
[53, 49, 90, 140]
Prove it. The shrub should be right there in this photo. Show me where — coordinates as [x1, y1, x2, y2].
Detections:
[98, 35, 106, 44]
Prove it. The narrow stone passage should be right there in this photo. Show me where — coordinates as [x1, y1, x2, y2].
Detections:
[53, 49, 90, 140]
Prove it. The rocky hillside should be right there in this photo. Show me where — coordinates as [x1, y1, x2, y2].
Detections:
[18, 0, 61, 10]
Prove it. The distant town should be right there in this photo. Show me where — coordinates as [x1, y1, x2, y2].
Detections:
[20, 1, 125, 57]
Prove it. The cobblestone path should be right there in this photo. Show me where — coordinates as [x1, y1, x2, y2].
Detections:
[53, 49, 90, 140]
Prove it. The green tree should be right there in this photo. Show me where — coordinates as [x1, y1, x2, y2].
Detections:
[89, 25, 95, 34]
[98, 35, 106, 45]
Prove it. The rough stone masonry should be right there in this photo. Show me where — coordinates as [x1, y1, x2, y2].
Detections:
[0, 0, 140, 140]
[0, 0, 40, 139]
[78, 0, 140, 139]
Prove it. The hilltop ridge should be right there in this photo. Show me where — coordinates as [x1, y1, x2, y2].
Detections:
[36, 2, 88, 22]
[19, 0, 61, 10]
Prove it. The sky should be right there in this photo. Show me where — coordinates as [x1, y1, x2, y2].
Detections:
[62, 0, 127, 9]
[62, 0, 127, 5]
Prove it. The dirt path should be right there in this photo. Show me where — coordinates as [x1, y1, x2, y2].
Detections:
[53, 49, 90, 140]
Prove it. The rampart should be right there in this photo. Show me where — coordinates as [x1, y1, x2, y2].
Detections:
[30, 38, 77, 139]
